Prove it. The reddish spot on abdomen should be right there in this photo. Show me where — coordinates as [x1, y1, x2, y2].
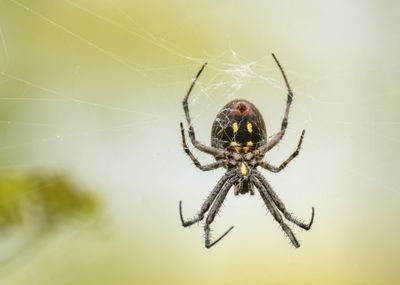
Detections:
[229, 101, 254, 116]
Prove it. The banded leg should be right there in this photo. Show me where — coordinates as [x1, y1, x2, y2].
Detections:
[179, 171, 235, 227]
[254, 171, 314, 230]
[180, 122, 226, 171]
[204, 176, 238, 248]
[259, 130, 305, 173]
[257, 53, 295, 155]
[182, 63, 225, 157]
[252, 177, 300, 248]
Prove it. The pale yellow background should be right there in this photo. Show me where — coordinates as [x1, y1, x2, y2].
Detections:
[0, 0, 399, 284]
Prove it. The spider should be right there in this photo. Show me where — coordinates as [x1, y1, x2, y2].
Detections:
[179, 54, 314, 248]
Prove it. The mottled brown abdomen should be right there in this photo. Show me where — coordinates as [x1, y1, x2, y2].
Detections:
[211, 99, 267, 152]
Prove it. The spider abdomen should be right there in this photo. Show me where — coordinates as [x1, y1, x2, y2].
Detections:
[211, 99, 267, 152]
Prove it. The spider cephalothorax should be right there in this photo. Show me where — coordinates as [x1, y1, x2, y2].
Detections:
[179, 54, 314, 248]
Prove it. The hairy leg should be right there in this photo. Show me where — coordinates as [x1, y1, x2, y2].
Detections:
[252, 176, 300, 248]
[259, 130, 305, 173]
[256, 53, 297, 155]
[204, 176, 238, 248]
[179, 170, 235, 227]
[180, 122, 226, 171]
[254, 171, 314, 230]
[182, 63, 225, 157]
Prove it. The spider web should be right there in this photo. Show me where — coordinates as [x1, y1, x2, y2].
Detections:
[0, 0, 399, 284]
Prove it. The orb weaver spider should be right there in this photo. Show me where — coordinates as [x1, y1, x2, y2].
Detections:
[179, 54, 314, 248]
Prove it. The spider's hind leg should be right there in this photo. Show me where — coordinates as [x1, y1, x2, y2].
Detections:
[253, 177, 300, 248]
[179, 201, 203, 227]
[179, 171, 235, 227]
[204, 224, 234, 249]
[203, 176, 238, 248]
[254, 171, 314, 230]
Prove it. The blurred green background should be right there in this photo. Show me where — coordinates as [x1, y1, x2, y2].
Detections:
[0, 0, 399, 284]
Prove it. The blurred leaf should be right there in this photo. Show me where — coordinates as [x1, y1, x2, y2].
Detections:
[0, 171, 101, 270]
[0, 171, 100, 233]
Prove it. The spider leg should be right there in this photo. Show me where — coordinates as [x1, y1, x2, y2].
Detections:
[179, 170, 235, 227]
[252, 177, 300, 248]
[256, 53, 296, 155]
[205, 225, 234, 249]
[259, 130, 305, 173]
[182, 63, 225, 157]
[180, 122, 226, 171]
[253, 171, 314, 230]
[204, 176, 238, 248]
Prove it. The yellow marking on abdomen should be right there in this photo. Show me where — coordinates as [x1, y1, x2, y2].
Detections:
[230, 141, 241, 153]
[243, 141, 253, 153]
[240, 163, 247, 176]
[232, 122, 239, 133]
[247, 122, 253, 133]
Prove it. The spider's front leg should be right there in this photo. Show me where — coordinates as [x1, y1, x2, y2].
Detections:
[257, 53, 296, 155]
[182, 63, 225, 157]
